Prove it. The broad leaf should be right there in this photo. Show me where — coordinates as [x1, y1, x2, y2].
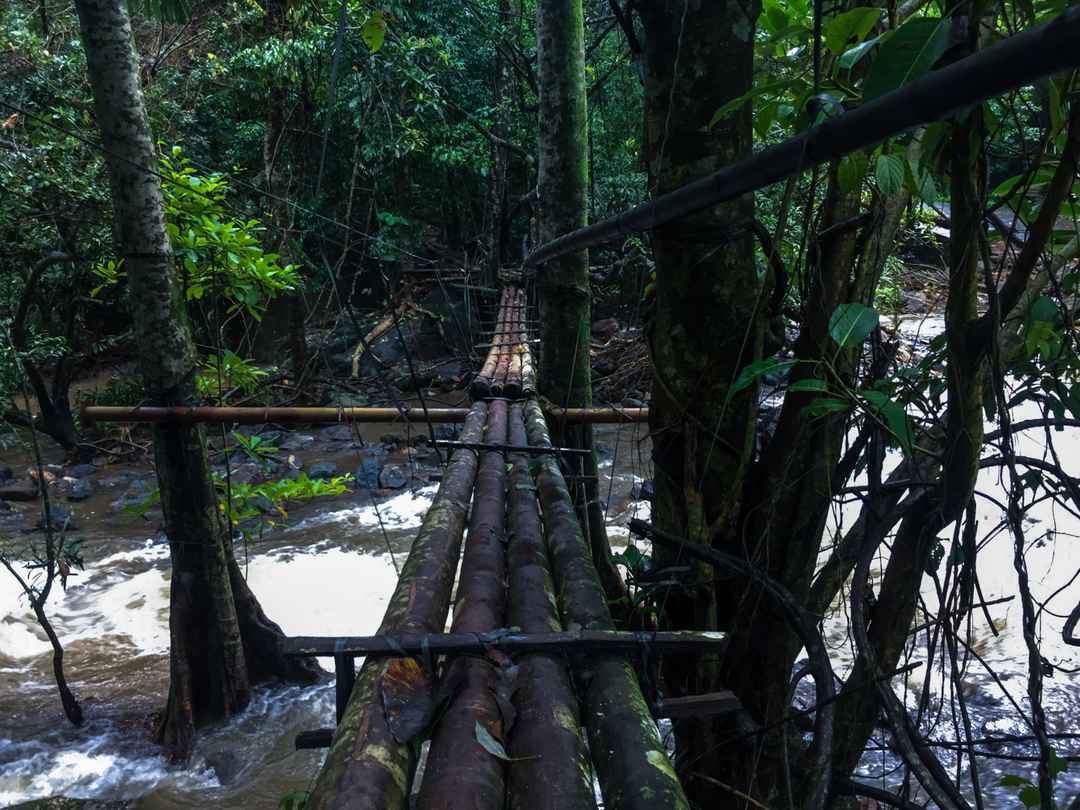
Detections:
[838, 34, 883, 69]
[828, 303, 879, 347]
[475, 721, 511, 761]
[823, 7, 881, 56]
[838, 151, 868, 192]
[361, 12, 387, 53]
[863, 16, 951, 100]
[725, 357, 798, 404]
[803, 397, 851, 418]
[709, 80, 799, 128]
[863, 390, 914, 454]
[788, 378, 830, 393]
[875, 154, 905, 195]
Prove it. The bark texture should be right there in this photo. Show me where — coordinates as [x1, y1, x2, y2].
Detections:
[505, 402, 596, 810]
[417, 401, 510, 810]
[73, 0, 317, 762]
[308, 404, 488, 810]
[523, 399, 688, 810]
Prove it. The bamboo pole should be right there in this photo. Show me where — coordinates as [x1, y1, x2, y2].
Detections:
[416, 399, 510, 809]
[522, 399, 689, 810]
[306, 402, 488, 810]
[80, 404, 650, 424]
[505, 402, 597, 810]
[522, 6, 1080, 272]
[283, 628, 728, 658]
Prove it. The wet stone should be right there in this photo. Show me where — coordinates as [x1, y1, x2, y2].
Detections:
[320, 424, 355, 443]
[110, 479, 152, 512]
[60, 477, 95, 502]
[354, 457, 382, 489]
[279, 432, 316, 451]
[379, 465, 407, 489]
[0, 479, 38, 502]
[308, 461, 339, 480]
[64, 464, 97, 479]
[0, 465, 13, 482]
[631, 480, 655, 501]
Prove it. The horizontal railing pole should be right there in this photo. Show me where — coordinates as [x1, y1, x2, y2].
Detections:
[82, 404, 650, 425]
[283, 628, 727, 658]
[523, 6, 1080, 270]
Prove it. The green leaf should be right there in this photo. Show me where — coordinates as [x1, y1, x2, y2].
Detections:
[709, 80, 798, 128]
[863, 390, 914, 454]
[863, 16, 951, 100]
[803, 397, 851, 418]
[838, 33, 883, 69]
[828, 303, 879, 347]
[999, 774, 1032, 788]
[1018, 785, 1042, 808]
[361, 12, 387, 53]
[1049, 749, 1070, 778]
[475, 721, 511, 761]
[788, 379, 830, 393]
[725, 358, 798, 404]
[823, 7, 881, 56]
[875, 154, 905, 195]
[838, 151, 868, 192]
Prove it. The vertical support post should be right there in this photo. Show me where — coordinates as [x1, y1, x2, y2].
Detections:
[334, 652, 355, 724]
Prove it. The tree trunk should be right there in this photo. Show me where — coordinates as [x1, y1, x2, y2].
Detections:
[636, 2, 761, 801]
[535, 0, 625, 607]
[73, 0, 318, 762]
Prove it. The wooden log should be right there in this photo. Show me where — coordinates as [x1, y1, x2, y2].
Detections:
[522, 399, 689, 810]
[505, 402, 597, 810]
[283, 628, 728, 658]
[306, 402, 488, 810]
[81, 404, 650, 425]
[416, 399, 510, 809]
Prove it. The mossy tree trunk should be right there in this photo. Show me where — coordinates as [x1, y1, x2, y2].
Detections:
[636, 2, 763, 801]
[73, 0, 318, 762]
[535, 0, 625, 605]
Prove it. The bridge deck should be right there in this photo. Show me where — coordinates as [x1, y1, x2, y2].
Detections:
[297, 286, 711, 810]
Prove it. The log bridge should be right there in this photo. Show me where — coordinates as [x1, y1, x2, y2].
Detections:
[82, 286, 723, 809]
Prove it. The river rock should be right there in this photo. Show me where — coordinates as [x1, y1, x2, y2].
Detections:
[379, 465, 407, 489]
[228, 462, 263, 485]
[64, 464, 97, 479]
[308, 460, 339, 480]
[110, 479, 152, 512]
[279, 432, 315, 451]
[59, 477, 95, 502]
[354, 457, 381, 489]
[0, 465, 13, 482]
[36, 505, 77, 532]
[631, 480, 655, 501]
[0, 479, 38, 502]
[320, 424, 355, 443]
[591, 317, 619, 339]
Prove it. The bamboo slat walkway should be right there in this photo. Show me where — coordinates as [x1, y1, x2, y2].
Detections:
[290, 286, 715, 810]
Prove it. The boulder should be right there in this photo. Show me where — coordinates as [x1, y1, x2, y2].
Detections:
[354, 457, 382, 489]
[0, 479, 38, 502]
[279, 432, 316, 451]
[591, 318, 619, 339]
[379, 465, 407, 489]
[60, 477, 95, 502]
[111, 479, 152, 512]
[631, 480, 655, 502]
[64, 464, 97, 479]
[308, 461, 339, 481]
[319, 425, 354, 443]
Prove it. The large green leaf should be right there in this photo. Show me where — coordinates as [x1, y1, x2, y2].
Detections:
[823, 7, 881, 56]
[725, 357, 798, 405]
[709, 80, 800, 128]
[838, 33, 883, 69]
[361, 11, 388, 53]
[875, 153, 905, 194]
[838, 151, 868, 192]
[863, 390, 914, 454]
[828, 303, 879, 347]
[863, 16, 951, 100]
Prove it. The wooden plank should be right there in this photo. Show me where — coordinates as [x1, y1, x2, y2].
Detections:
[654, 691, 742, 720]
[284, 629, 727, 658]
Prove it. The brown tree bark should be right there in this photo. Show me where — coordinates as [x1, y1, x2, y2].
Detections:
[73, 0, 318, 762]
